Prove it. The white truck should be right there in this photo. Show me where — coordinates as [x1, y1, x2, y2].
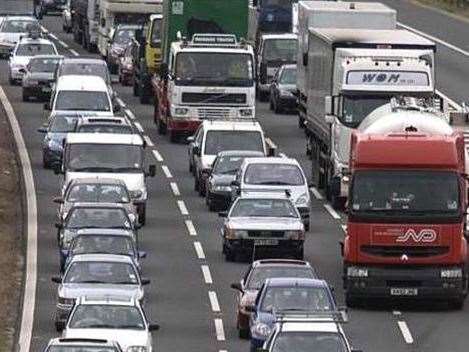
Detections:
[70, 0, 100, 51]
[97, 0, 162, 59]
[306, 28, 437, 209]
[297, 1, 396, 128]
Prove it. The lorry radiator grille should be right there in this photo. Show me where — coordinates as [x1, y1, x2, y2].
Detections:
[361, 245, 449, 257]
[183, 93, 246, 104]
[248, 231, 285, 238]
[198, 108, 231, 119]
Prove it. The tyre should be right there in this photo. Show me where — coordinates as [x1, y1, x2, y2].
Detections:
[450, 297, 465, 310]
[157, 118, 166, 135]
[225, 247, 235, 262]
[298, 115, 305, 128]
[295, 247, 304, 260]
[169, 130, 178, 143]
[208, 196, 217, 212]
[269, 96, 274, 110]
[198, 179, 206, 197]
[258, 90, 269, 102]
[22, 91, 29, 102]
[274, 99, 283, 114]
[42, 154, 50, 169]
[239, 327, 250, 339]
[345, 292, 359, 308]
[304, 221, 310, 232]
[194, 174, 199, 192]
[138, 204, 146, 226]
[189, 161, 193, 173]
[8, 75, 15, 85]
[139, 83, 150, 104]
[331, 195, 345, 211]
[55, 321, 63, 332]
[133, 79, 139, 96]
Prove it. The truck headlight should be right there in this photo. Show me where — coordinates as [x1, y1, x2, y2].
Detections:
[347, 266, 368, 278]
[239, 109, 253, 117]
[127, 347, 147, 352]
[175, 107, 188, 115]
[441, 268, 462, 278]
[252, 323, 272, 338]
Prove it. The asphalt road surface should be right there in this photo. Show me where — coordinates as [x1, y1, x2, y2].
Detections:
[2, 1, 469, 351]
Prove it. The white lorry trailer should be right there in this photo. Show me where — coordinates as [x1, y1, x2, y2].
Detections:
[305, 28, 437, 209]
[97, 0, 162, 59]
[297, 1, 396, 128]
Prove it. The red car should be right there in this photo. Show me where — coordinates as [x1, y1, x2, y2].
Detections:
[118, 42, 135, 86]
[230, 259, 317, 338]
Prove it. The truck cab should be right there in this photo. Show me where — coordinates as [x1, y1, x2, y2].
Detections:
[153, 34, 256, 142]
[256, 33, 297, 101]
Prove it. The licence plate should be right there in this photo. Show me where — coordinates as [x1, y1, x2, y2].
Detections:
[254, 239, 278, 246]
[390, 288, 418, 296]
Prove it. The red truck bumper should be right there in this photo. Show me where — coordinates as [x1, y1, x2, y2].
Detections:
[168, 119, 201, 135]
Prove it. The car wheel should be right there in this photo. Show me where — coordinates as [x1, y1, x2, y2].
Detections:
[258, 90, 268, 102]
[169, 130, 178, 143]
[133, 79, 139, 96]
[194, 174, 199, 192]
[8, 76, 15, 85]
[198, 178, 206, 197]
[239, 327, 250, 339]
[139, 83, 150, 104]
[450, 297, 465, 310]
[345, 292, 359, 308]
[208, 196, 217, 212]
[22, 91, 29, 102]
[274, 98, 283, 114]
[42, 154, 50, 169]
[225, 248, 235, 262]
[138, 204, 146, 226]
[295, 247, 304, 260]
[269, 95, 274, 110]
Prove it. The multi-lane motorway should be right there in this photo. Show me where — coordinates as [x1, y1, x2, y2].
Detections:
[2, 0, 469, 351]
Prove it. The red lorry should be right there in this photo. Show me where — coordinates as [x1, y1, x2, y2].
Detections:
[343, 131, 468, 308]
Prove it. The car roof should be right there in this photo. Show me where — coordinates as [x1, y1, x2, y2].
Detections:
[56, 75, 108, 91]
[75, 228, 134, 237]
[70, 253, 134, 263]
[2, 16, 37, 21]
[280, 321, 340, 333]
[202, 120, 263, 132]
[252, 259, 312, 268]
[29, 54, 63, 60]
[242, 157, 300, 166]
[66, 132, 144, 145]
[17, 37, 53, 45]
[68, 177, 127, 186]
[217, 150, 265, 157]
[264, 277, 328, 288]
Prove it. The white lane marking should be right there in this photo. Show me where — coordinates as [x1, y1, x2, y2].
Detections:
[116, 97, 125, 108]
[194, 241, 206, 259]
[161, 165, 172, 178]
[170, 182, 180, 196]
[397, 321, 414, 344]
[0, 86, 38, 352]
[310, 187, 323, 200]
[185, 220, 197, 236]
[208, 291, 221, 312]
[398, 21, 469, 58]
[134, 122, 144, 133]
[126, 109, 136, 120]
[393, 311, 402, 316]
[143, 135, 154, 147]
[201, 265, 213, 284]
[177, 200, 189, 215]
[214, 319, 226, 341]
[69, 49, 79, 57]
[152, 150, 164, 162]
[323, 204, 341, 220]
[48, 33, 58, 40]
[436, 89, 463, 110]
[341, 224, 347, 233]
[58, 40, 69, 49]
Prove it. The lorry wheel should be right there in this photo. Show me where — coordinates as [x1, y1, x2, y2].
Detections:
[133, 80, 139, 96]
[450, 298, 465, 310]
[22, 91, 30, 102]
[258, 90, 269, 102]
[139, 84, 150, 104]
[345, 293, 359, 308]
[298, 116, 305, 128]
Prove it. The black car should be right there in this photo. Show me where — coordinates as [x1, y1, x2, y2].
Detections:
[39, 0, 67, 16]
[269, 64, 297, 114]
[22, 54, 62, 101]
[205, 150, 264, 211]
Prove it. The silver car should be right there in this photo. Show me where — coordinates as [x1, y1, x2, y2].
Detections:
[51, 253, 150, 331]
[0, 16, 42, 57]
[220, 192, 305, 261]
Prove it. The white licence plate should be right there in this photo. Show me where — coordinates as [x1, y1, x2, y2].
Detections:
[390, 288, 418, 296]
[254, 239, 278, 246]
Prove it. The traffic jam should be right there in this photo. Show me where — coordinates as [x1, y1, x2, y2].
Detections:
[1, 0, 468, 351]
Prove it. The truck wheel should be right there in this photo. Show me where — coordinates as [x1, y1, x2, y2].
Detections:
[139, 83, 150, 104]
[22, 91, 30, 102]
[450, 297, 465, 310]
[258, 90, 269, 102]
[345, 292, 359, 308]
[133, 79, 139, 96]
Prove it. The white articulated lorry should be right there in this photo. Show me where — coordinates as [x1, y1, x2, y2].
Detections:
[305, 28, 437, 209]
[297, 1, 396, 128]
[97, 0, 162, 59]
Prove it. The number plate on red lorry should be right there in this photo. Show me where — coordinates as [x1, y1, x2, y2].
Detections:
[390, 288, 418, 296]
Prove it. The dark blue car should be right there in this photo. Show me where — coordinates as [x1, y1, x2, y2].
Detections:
[248, 278, 337, 351]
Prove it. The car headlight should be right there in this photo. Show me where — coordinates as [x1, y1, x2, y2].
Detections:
[58, 297, 74, 305]
[347, 266, 368, 278]
[110, 46, 125, 57]
[25, 79, 38, 85]
[174, 108, 189, 116]
[285, 230, 304, 240]
[127, 347, 147, 352]
[441, 268, 462, 278]
[279, 89, 293, 97]
[239, 108, 253, 117]
[295, 193, 309, 206]
[48, 139, 63, 150]
[130, 190, 143, 199]
[214, 185, 231, 192]
[226, 229, 248, 239]
[252, 323, 272, 338]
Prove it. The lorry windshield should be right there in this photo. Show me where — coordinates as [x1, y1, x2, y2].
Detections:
[204, 131, 264, 155]
[351, 171, 460, 217]
[342, 95, 390, 128]
[263, 39, 297, 62]
[150, 19, 162, 46]
[175, 53, 254, 87]
[55, 91, 111, 112]
[66, 144, 143, 172]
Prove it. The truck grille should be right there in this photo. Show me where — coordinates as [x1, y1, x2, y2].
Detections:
[183, 93, 246, 104]
[248, 230, 284, 238]
[361, 245, 449, 258]
[198, 108, 231, 119]
[386, 280, 422, 287]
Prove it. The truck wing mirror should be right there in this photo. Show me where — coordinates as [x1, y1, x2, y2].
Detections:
[302, 52, 308, 66]
[325, 95, 333, 115]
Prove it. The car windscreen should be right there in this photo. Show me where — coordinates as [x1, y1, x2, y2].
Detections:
[66, 183, 130, 203]
[70, 235, 135, 257]
[1, 20, 38, 33]
[341, 95, 390, 128]
[29, 57, 60, 72]
[64, 261, 138, 284]
[16, 43, 56, 56]
[260, 286, 332, 312]
[247, 267, 315, 289]
[279, 67, 296, 85]
[77, 124, 133, 134]
[230, 199, 298, 218]
[60, 63, 110, 84]
[244, 163, 304, 186]
[213, 155, 247, 175]
[69, 305, 145, 330]
[204, 131, 264, 155]
[55, 91, 111, 112]
[50, 115, 78, 132]
[66, 144, 143, 172]
[65, 208, 131, 229]
[263, 39, 297, 62]
[272, 332, 347, 352]
[113, 28, 136, 45]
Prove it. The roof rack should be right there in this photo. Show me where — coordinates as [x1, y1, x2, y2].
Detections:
[274, 309, 348, 324]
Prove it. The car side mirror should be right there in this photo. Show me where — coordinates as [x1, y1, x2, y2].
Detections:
[44, 102, 51, 111]
[193, 146, 200, 156]
[218, 211, 228, 218]
[139, 251, 147, 259]
[148, 164, 156, 177]
[231, 180, 240, 187]
[141, 278, 151, 285]
[149, 323, 160, 331]
[187, 136, 195, 143]
[230, 282, 243, 292]
[53, 196, 64, 204]
[37, 126, 47, 133]
[51, 275, 61, 283]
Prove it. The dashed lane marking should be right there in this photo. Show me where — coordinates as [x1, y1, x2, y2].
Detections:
[48, 33, 58, 40]
[177, 200, 189, 215]
[397, 321, 414, 344]
[134, 122, 144, 133]
[58, 40, 68, 49]
[69, 49, 79, 57]
[170, 182, 180, 196]
[214, 319, 226, 341]
[194, 241, 206, 259]
[185, 220, 197, 236]
[126, 109, 136, 120]
[323, 204, 341, 220]
[161, 165, 172, 178]
[310, 187, 323, 200]
[201, 265, 213, 284]
[208, 291, 221, 312]
[143, 135, 154, 147]
[116, 97, 125, 108]
[152, 150, 163, 162]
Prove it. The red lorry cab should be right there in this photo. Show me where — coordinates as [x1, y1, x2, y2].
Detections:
[344, 131, 468, 308]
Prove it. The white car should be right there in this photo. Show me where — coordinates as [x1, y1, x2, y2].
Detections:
[63, 295, 159, 352]
[62, 0, 72, 33]
[8, 36, 58, 84]
[0, 16, 42, 57]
